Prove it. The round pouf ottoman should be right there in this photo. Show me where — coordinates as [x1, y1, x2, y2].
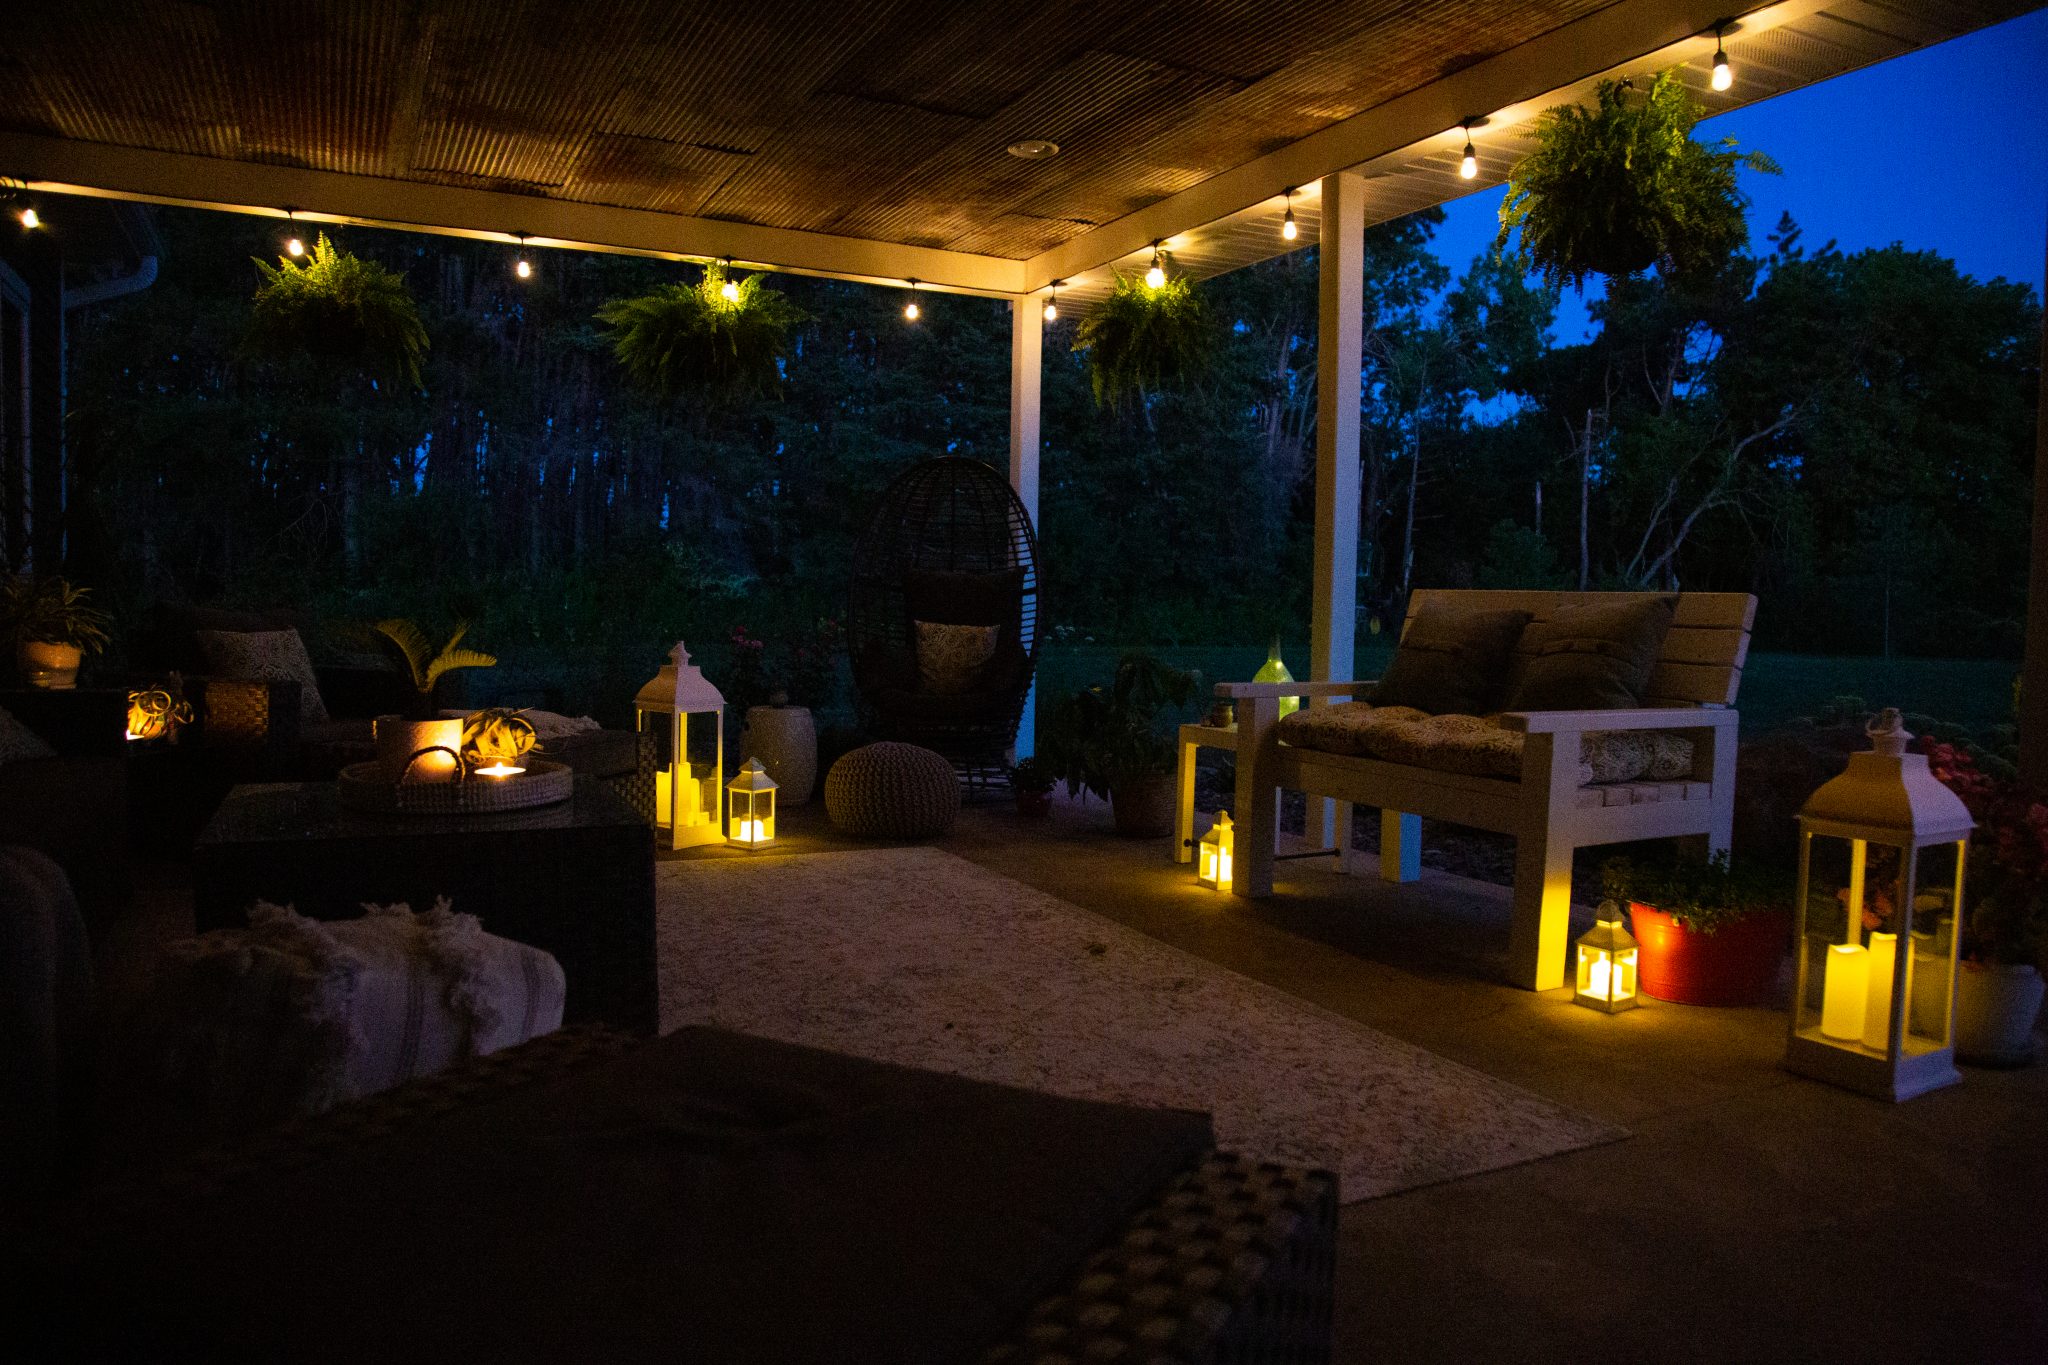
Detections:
[824, 742, 961, 838]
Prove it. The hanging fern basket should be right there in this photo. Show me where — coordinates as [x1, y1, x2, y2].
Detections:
[596, 264, 807, 404]
[1496, 70, 1778, 289]
[1072, 267, 1215, 409]
[243, 233, 429, 390]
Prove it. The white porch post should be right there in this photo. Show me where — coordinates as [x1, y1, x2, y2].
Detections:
[1009, 296, 1044, 759]
[1309, 172, 1366, 844]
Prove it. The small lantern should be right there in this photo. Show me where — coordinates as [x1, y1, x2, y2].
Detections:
[727, 757, 778, 848]
[634, 642, 725, 850]
[1196, 812, 1235, 891]
[1574, 901, 1640, 1012]
[1787, 709, 1971, 1102]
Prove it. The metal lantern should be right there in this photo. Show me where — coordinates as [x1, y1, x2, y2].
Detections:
[1787, 709, 1971, 1102]
[727, 757, 778, 848]
[634, 642, 725, 850]
[1574, 901, 1640, 1013]
[1196, 812, 1235, 891]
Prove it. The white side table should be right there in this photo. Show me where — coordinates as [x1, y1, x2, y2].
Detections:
[1174, 721, 1356, 872]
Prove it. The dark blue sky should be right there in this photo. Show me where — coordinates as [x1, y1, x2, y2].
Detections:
[1430, 7, 2048, 342]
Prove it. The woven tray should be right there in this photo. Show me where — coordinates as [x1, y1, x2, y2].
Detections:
[336, 758, 575, 816]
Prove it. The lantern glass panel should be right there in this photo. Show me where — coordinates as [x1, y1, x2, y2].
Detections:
[1794, 834, 1961, 1059]
[1576, 944, 1637, 1005]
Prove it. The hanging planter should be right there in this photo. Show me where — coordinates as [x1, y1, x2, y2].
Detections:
[243, 233, 429, 389]
[596, 263, 806, 403]
[1496, 70, 1778, 289]
[1071, 265, 1214, 409]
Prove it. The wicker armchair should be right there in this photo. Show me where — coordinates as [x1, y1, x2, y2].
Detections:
[848, 457, 1041, 778]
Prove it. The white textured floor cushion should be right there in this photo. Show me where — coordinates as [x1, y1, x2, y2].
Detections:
[116, 900, 564, 1149]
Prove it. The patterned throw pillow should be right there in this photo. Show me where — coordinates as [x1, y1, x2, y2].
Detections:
[196, 627, 330, 726]
[914, 621, 1000, 695]
[0, 703, 57, 767]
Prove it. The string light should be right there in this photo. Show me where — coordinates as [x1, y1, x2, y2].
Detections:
[1144, 244, 1166, 290]
[1711, 22, 1734, 91]
[283, 207, 304, 257]
[904, 279, 921, 322]
[1281, 188, 1298, 242]
[513, 232, 532, 280]
[20, 205, 39, 230]
[1042, 282, 1059, 323]
[720, 259, 740, 302]
[1459, 125, 1479, 180]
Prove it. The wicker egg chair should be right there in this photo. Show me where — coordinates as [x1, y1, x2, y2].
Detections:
[847, 457, 1041, 781]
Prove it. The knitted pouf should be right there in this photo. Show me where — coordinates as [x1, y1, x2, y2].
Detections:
[824, 742, 961, 838]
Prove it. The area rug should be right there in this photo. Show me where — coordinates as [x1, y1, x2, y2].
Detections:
[656, 846, 1623, 1201]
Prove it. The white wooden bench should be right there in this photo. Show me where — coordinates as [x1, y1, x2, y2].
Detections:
[1218, 590, 1755, 992]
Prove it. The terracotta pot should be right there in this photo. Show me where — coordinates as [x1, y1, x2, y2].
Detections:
[742, 705, 817, 806]
[1110, 772, 1176, 839]
[1014, 789, 1053, 818]
[1629, 901, 1787, 1006]
[1955, 962, 2044, 1067]
[18, 639, 82, 689]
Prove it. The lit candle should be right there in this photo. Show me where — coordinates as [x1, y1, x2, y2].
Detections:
[475, 763, 525, 779]
[734, 819, 766, 844]
[1587, 952, 1614, 1001]
[1861, 932, 1899, 1052]
[1821, 943, 1869, 1040]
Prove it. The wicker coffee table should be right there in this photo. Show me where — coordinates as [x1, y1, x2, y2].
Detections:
[193, 778, 657, 1032]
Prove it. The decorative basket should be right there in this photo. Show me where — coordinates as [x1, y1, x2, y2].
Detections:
[337, 758, 575, 816]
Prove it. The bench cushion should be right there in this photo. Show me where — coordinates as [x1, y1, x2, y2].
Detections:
[1277, 702, 1695, 786]
[1371, 602, 1531, 714]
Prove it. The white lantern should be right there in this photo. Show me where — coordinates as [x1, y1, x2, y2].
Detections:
[1574, 901, 1640, 1013]
[1196, 812, 1234, 891]
[634, 642, 725, 850]
[727, 757, 778, 848]
[1786, 709, 1971, 1101]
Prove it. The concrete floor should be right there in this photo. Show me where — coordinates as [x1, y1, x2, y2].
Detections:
[679, 792, 2048, 1364]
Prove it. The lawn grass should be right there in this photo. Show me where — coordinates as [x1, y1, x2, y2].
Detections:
[1036, 643, 2017, 733]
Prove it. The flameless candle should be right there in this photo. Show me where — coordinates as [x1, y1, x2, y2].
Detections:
[733, 819, 767, 844]
[1862, 932, 1899, 1052]
[475, 763, 525, 779]
[1821, 943, 1869, 1040]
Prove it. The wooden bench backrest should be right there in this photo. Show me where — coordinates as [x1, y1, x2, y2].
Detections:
[1402, 590, 1757, 708]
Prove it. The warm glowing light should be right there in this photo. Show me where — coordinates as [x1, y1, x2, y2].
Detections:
[1043, 298, 1057, 322]
[1196, 813, 1235, 891]
[286, 235, 305, 257]
[20, 207, 39, 230]
[1862, 931, 1900, 1051]
[732, 819, 768, 844]
[475, 762, 526, 779]
[1821, 942, 1870, 1040]
[1573, 903, 1639, 1011]
[721, 279, 740, 301]
[1281, 208, 1298, 241]
[904, 300, 920, 321]
[727, 757, 778, 848]
[1144, 249, 1166, 290]
[1460, 141, 1478, 180]
[1711, 30, 1733, 91]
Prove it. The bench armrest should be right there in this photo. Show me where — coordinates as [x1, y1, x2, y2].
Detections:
[1215, 680, 1375, 700]
[1499, 706, 1737, 734]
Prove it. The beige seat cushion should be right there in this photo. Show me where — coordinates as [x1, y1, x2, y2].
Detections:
[1278, 703, 1695, 787]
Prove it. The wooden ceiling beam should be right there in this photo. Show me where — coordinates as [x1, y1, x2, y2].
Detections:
[0, 129, 1028, 297]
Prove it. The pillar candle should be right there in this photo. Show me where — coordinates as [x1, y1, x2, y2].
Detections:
[1821, 943, 1869, 1040]
[1861, 932, 1899, 1052]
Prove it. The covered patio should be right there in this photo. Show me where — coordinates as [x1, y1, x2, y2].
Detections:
[6, 2, 2047, 1360]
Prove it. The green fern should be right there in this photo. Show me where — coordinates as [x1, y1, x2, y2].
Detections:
[374, 617, 497, 697]
[243, 233, 428, 389]
[1497, 70, 1779, 289]
[596, 263, 807, 402]
[1071, 268, 1215, 409]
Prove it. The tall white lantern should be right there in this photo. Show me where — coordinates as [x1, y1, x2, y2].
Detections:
[634, 642, 725, 850]
[1787, 710, 1972, 1102]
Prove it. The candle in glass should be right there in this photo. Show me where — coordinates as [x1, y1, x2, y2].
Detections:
[1861, 932, 1900, 1052]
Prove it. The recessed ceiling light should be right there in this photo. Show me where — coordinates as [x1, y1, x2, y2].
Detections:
[1006, 139, 1061, 160]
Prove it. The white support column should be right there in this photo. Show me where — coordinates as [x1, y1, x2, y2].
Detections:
[1309, 172, 1366, 845]
[1009, 296, 1044, 759]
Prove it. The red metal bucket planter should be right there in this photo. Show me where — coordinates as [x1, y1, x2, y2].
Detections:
[1629, 902, 1788, 1005]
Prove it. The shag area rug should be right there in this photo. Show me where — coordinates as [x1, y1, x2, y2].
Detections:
[657, 847, 1622, 1201]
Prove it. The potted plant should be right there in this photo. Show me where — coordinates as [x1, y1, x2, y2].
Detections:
[1602, 851, 1787, 1005]
[1922, 739, 2046, 1064]
[1071, 265, 1214, 409]
[373, 618, 497, 718]
[596, 264, 806, 404]
[1009, 755, 1055, 817]
[1039, 652, 1199, 838]
[243, 233, 429, 389]
[1496, 70, 1778, 289]
[3, 575, 112, 689]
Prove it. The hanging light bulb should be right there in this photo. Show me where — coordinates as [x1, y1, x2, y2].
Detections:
[1042, 282, 1059, 323]
[904, 280, 921, 322]
[513, 233, 532, 281]
[1144, 245, 1166, 290]
[1281, 193, 1298, 242]
[20, 205, 40, 230]
[1711, 23, 1734, 91]
[720, 259, 741, 303]
[1460, 125, 1479, 180]
[282, 208, 304, 258]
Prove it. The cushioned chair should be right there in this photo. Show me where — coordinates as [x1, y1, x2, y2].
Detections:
[848, 457, 1040, 779]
